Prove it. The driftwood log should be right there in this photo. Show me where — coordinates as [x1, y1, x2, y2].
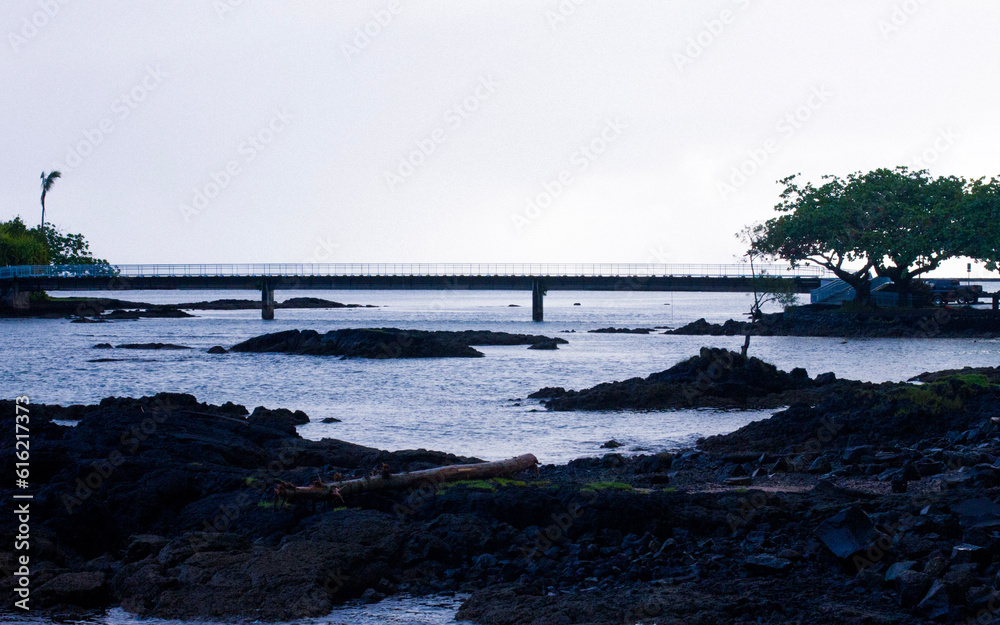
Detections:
[274, 453, 539, 503]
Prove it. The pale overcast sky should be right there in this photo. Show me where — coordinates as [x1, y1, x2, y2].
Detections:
[2, 1, 999, 274]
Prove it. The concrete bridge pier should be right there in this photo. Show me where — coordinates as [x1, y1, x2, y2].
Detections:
[2, 281, 29, 312]
[261, 282, 275, 320]
[531, 279, 544, 322]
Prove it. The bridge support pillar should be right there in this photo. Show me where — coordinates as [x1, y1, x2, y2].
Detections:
[3, 281, 29, 312]
[261, 282, 275, 320]
[531, 279, 544, 322]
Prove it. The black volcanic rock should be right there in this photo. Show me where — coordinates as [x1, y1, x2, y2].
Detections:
[540, 347, 824, 411]
[229, 328, 567, 359]
[667, 306, 1000, 339]
[527, 339, 560, 350]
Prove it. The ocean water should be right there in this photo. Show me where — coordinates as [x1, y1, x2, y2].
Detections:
[3, 289, 999, 463]
[2, 595, 467, 625]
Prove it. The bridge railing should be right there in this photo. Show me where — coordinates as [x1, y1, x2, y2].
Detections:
[0, 263, 834, 280]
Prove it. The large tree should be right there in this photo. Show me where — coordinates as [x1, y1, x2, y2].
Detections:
[960, 176, 1000, 271]
[850, 168, 965, 299]
[756, 168, 968, 306]
[756, 173, 877, 305]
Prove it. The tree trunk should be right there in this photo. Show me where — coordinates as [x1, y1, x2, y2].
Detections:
[276, 454, 539, 503]
[853, 279, 872, 306]
[741, 331, 751, 357]
[825, 262, 873, 306]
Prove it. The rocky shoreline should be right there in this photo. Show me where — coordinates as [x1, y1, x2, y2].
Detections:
[0, 296, 376, 320]
[4, 357, 1000, 623]
[668, 305, 1000, 339]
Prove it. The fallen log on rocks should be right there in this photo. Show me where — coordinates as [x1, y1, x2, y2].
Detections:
[275, 453, 539, 503]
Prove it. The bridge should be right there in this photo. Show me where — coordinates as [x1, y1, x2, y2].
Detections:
[0, 263, 833, 321]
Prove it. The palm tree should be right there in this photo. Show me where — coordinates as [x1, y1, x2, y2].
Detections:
[40, 170, 61, 228]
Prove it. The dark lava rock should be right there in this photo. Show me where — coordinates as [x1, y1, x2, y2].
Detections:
[952, 498, 1000, 529]
[207, 346, 228, 354]
[320, 417, 342, 423]
[666, 306, 1000, 339]
[600, 440, 624, 449]
[527, 387, 566, 399]
[278, 297, 372, 309]
[527, 339, 560, 350]
[116, 343, 192, 350]
[249, 406, 310, 429]
[915, 579, 950, 619]
[93, 343, 113, 349]
[702, 367, 1000, 454]
[815, 505, 885, 560]
[742, 554, 791, 574]
[230, 328, 568, 359]
[103, 308, 195, 320]
[175, 298, 373, 310]
[35, 571, 109, 608]
[540, 348, 823, 412]
[588, 327, 653, 334]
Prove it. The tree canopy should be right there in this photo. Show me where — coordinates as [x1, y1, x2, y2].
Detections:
[753, 167, 997, 305]
[0, 217, 107, 266]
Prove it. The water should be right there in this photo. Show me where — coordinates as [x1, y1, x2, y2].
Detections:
[1, 595, 467, 625]
[3, 290, 1000, 463]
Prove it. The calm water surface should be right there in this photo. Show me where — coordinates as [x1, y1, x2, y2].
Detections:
[3, 290, 999, 463]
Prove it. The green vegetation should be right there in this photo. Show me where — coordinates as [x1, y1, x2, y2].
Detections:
[0, 218, 48, 265]
[441, 477, 530, 492]
[750, 167, 1000, 306]
[257, 501, 290, 509]
[888, 375, 993, 416]
[0, 217, 107, 266]
[947, 373, 991, 388]
[583, 481, 633, 491]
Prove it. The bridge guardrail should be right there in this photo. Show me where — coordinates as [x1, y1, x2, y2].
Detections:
[0, 263, 835, 280]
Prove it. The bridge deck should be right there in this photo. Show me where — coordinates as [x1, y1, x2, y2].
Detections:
[0, 263, 831, 320]
[0, 262, 831, 281]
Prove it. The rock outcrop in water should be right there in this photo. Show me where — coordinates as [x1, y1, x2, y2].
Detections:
[533, 347, 843, 411]
[667, 306, 1000, 338]
[230, 328, 568, 359]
